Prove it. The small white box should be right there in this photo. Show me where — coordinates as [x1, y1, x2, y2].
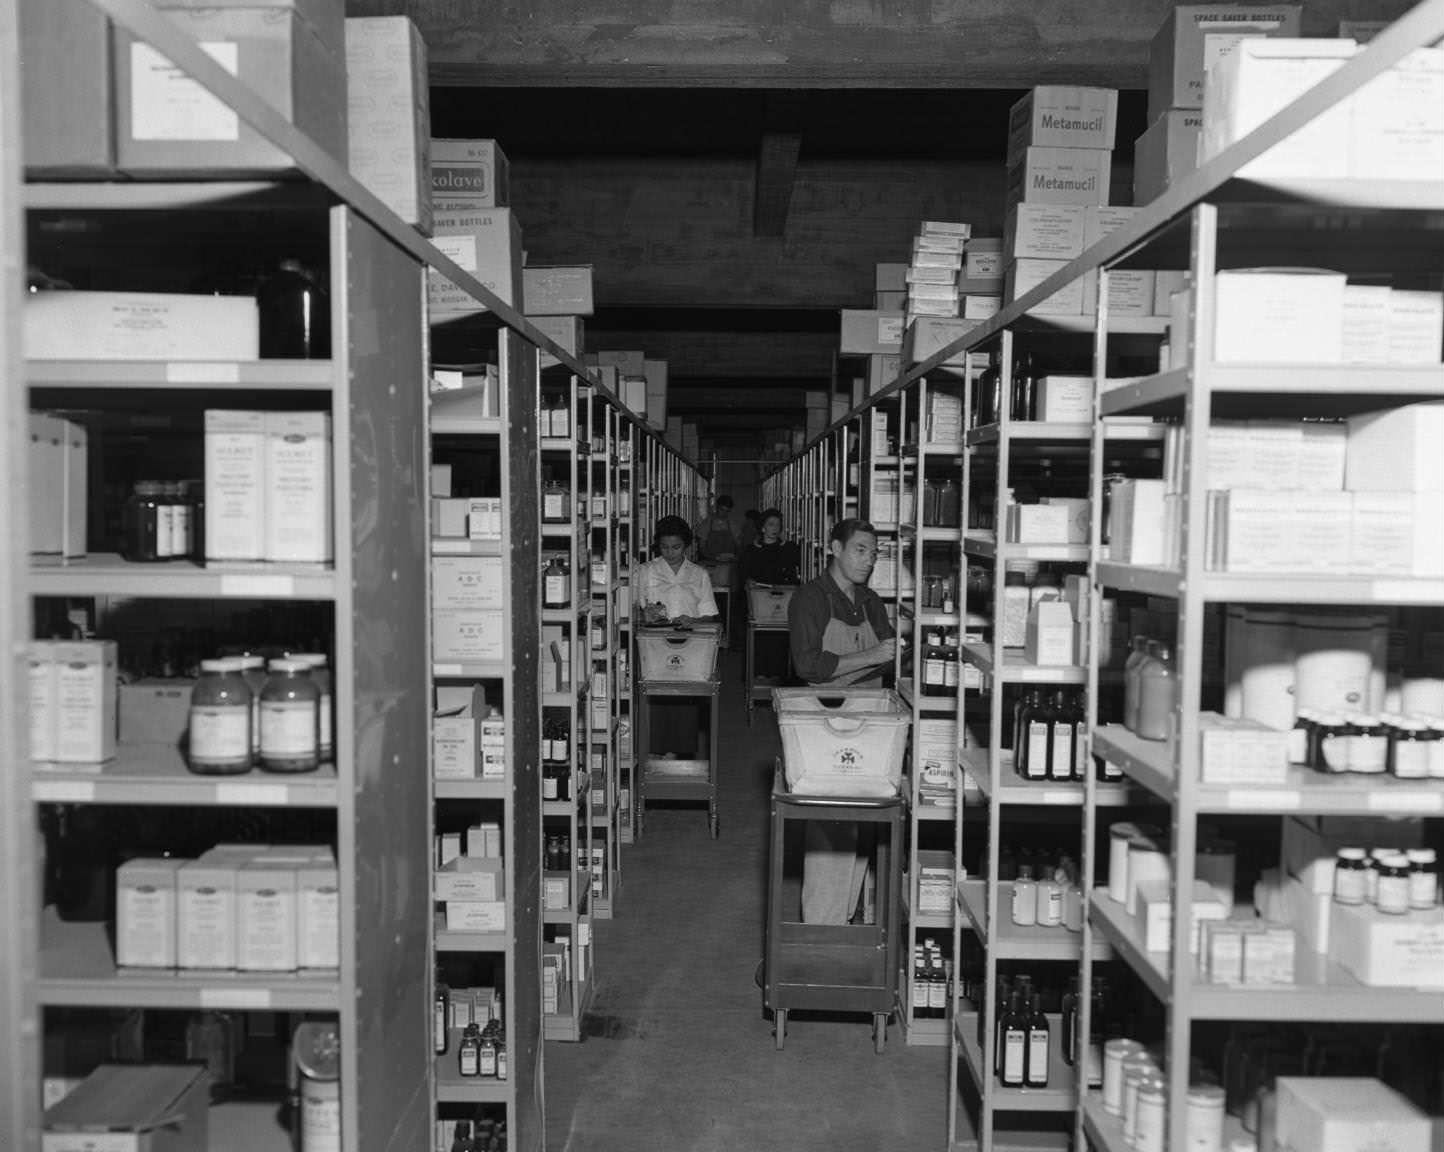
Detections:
[1198, 713, 1291, 784]
[1388, 290, 1444, 365]
[431, 463, 452, 497]
[1241, 924, 1296, 984]
[25, 291, 259, 361]
[1332, 902, 1444, 989]
[840, 310, 904, 355]
[237, 859, 298, 972]
[1008, 503, 1071, 544]
[433, 555, 504, 611]
[523, 265, 594, 316]
[1148, 3, 1303, 116]
[1034, 375, 1093, 422]
[433, 713, 478, 779]
[50, 641, 117, 764]
[205, 409, 266, 563]
[435, 857, 505, 902]
[1006, 86, 1118, 164]
[432, 498, 468, 538]
[446, 900, 506, 931]
[1136, 878, 1227, 953]
[178, 856, 239, 970]
[1006, 147, 1112, 207]
[297, 855, 339, 970]
[1082, 270, 1157, 318]
[902, 317, 977, 366]
[1276, 1077, 1431, 1152]
[433, 611, 504, 662]
[962, 295, 1001, 320]
[1343, 285, 1393, 364]
[1347, 49, 1444, 182]
[963, 240, 1004, 282]
[264, 411, 332, 565]
[1025, 600, 1076, 666]
[1110, 479, 1168, 565]
[115, 858, 183, 968]
[1345, 402, 1444, 491]
[1002, 203, 1086, 260]
[1213, 270, 1346, 363]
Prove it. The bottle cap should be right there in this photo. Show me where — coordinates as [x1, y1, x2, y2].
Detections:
[1337, 847, 1367, 861]
[287, 652, 329, 668]
[199, 659, 230, 673]
[267, 657, 310, 673]
[1406, 848, 1437, 864]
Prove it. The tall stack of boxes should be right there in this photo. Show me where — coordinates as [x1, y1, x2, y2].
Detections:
[428, 139, 522, 318]
[345, 15, 432, 233]
[1134, 5, 1303, 203]
[1002, 85, 1119, 317]
[525, 265, 593, 368]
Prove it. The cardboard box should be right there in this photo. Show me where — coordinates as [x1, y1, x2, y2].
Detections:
[1133, 109, 1203, 204]
[345, 16, 431, 233]
[1082, 270, 1158, 318]
[875, 263, 908, 292]
[264, 411, 332, 565]
[433, 555, 504, 611]
[27, 291, 259, 361]
[27, 413, 87, 560]
[446, 900, 506, 931]
[868, 353, 901, 395]
[20, 0, 114, 175]
[436, 857, 505, 902]
[1004, 258, 1086, 316]
[902, 317, 978, 366]
[118, 678, 192, 749]
[875, 290, 906, 311]
[1213, 270, 1346, 363]
[1198, 713, 1290, 783]
[1332, 902, 1444, 989]
[1003, 203, 1087, 261]
[177, 856, 238, 970]
[237, 858, 298, 971]
[529, 314, 586, 368]
[1345, 403, 1444, 491]
[840, 310, 904, 355]
[296, 854, 339, 969]
[1034, 375, 1093, 422]
[51, 641, 118, 764]
[1345, 47, 1444, 182]
[1147, 3, 1303, 118]
[432, 498, 468, 538]
[114, 3, 347, 176]
[1275, 1077, 1431, 1152]
[116, 858, 184, 969]
[433, 611, 505, 663]
[963, 240, 1004, 282]
[523, 265, 594, 316]
[1203, 38, 1356, 180]
[43, 1064, 209, 1152]
[1008, 502, 1072, 544]
[1136, 878, 1228, 953]
[1389, 289, 1444, 365]
[962, 295, 1001, 320]
[1025, 600, 1076, 665]
[1110, 479, 1168, 565]
[430, 138, 509, 209]
[643, 358, 668, 431]
[1350, 491, 1444, 577]
[1006, 86, 1118, 165]
[1241, 923, 1296, 984]
[429, 208, 523, 316]
[1006, 147, 1111, 207]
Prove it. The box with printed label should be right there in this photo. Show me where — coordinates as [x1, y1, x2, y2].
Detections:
[433, 555, 504, 611]
[915, 850, 955, 915]
[444, 900, 506, 932]
[178, 855, 238, 970]
[523, 265, 594, 316]
[868, 353, 902, 395]
[1034, 375, 1093, 422]
[345, 16, 431, 233]
[433, 713, 478, 779]
[204, 409, 267, 565]
[1214, 270, 1346, 363]
[902, 317, 977, 367]
[116, 858, 184, 969]
[236, 858, 298, 972]
[1147, 4, 1303, 117]
[1332, 903, 1444, 989]
[432, 611, 504, 662]
[530, 314, 585, 369]
[1389, 290, 1444, 365]
[114, 2, 347, 176]
[1081, 270, 1157, 318]
[1198, 712, 1290, 783]
[1275, 1077, 1431, 1152]
[1008, 503, 1072, 544]
[297, 854, 338, 970]
[118, 678, 193, 749]
[428, 208, 523, 316]
[435, 857, 505, 902]
[21, 0, 114, 175]
[1006, 147, 1111, 208]
[27, 413, 87, 560]
[1006, 86, 1118, 165]
[1025, 600, 1076, 665]
[51, 641, 118, 764]
[27, 291, 259, 362]
[961, 295, 1001, 320]
[1004, 259, 1086, 316]
[840, 310, 904, 355]
[1344, 402, 1444, 492]
[1348, 49, 1444, 181]
[42, 1063, 210, 1152]
[1003, 203, 1086, 261]
[264, 411, 332, 565]
[1133, 109, 1203, 204]
[963, 240, 1004, 282]
[1349, 491, 1444, 577]
[431, 137, 509, 209]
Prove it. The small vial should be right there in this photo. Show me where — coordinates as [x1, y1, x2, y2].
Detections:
[1012, 866, 1038, 927]
[1376, 853, 1413, 915]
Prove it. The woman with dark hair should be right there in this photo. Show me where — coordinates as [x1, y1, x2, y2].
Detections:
[740, 508, 801, 588]
[635, 515, 719, 627]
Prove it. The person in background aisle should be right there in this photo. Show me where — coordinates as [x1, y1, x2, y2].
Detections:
[694, 494, 740, 564]
[742, 508, 803, 682]
[738, 509, 761, 552]
[787, 519, 897, 923]
[636, 516, 720, 756]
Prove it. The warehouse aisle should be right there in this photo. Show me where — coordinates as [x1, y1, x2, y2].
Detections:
[543, 651, 953, 1152]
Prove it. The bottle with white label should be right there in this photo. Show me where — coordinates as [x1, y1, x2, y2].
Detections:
[259, 658, 319, 773]
[287, 653, 333, 764]
[1012, 865, 1038, 926]
[543, 556, 569, 609]
[1024, 992, 1050, 1087]
[999, 990, 1027, 1087]
[187, 658, 253, 775]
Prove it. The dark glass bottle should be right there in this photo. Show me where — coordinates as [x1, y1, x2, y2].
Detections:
[999, 990, 1028, 1087]
[1010, 351, 1036, 422]
[1048, 690, 1075, 782]
[1025, 992, 1050, 1087]
[1020, 691, 1050, 781]
[258, 258, 330, 359]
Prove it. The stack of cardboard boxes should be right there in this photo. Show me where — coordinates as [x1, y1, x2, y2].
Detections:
[593, 351, 667, 430]
[525, 264, 594, 368]
[428, 139, 523, 319]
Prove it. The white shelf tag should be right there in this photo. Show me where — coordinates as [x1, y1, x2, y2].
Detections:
[1372, 580, 1444, 603]
[1369, 790, 1443, 813]
[1226, 789, 1301, 810]
[33, 779, 96, 803]
[434, 663, 463, 677]
[166, 361, 240, 384]
[215, 782, 289, 806]
[201, 986, 271, 1010]
[219, 574, 295, 598]
[1042, 789, 1082, 805]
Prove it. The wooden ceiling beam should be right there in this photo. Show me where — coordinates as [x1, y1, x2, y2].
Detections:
[753, 132, 801, 238]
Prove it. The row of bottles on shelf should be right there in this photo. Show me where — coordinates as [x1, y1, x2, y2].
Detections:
[186, 651, 331, 775]
[542, 833, 573, 873]
[1009, 854, 1085, 931]
[542, 555, 571, 608]
[921, 629, 962, 696]
[1009, 689, 1123, 784]
[122, 480, 203, 562]
[541, 716, 574, 802]
[1123, 636, 1177, 742]
[445, 1118, 508, 1152]
[910, 938, 953, 1021]
[972, 350, 1039, 427]
[974, 971, 1130, 1092]
[539, 395, 572, 439]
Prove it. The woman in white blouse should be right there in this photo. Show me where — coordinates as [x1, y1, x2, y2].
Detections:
[635, 515, 720, 627]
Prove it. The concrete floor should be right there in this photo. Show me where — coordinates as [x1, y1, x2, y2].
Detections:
[542, 651, 955, 1152]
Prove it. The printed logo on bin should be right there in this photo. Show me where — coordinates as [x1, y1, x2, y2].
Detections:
[667, 653, 685, 669]
[834, 747, 862, 772]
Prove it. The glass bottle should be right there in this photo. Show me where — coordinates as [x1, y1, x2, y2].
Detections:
[287, 652, 333, 764]
[1136, 643, 1175, 742]
[1060, 978, 1079, 1066]
[1405, 847, 1438, 909]
[1376, 853, 1412, 915]
[458, 1023, 481, 1076]
[187, 658, 253, 775]
[936, 477, 961, 528]
[928, 955, 948, 1020]
[478, 1031, 498, 1077]
[237, 653, 268, 766]
[551, 394, 571, 440]
[542, 471, 568, 523]
[1012, 865, 1039, 926]
[435, 984, 450, 1054]
[923, 629, 947, 696]
[1022, 692, 1050, 781]
[1011, 351, 1036, 422]
[1025, 992, 1050, 1087]
[943, 629, 961, 694]
[1048, 689, 1075, 782]
[259, 658, 320, 773]
[1123, 636, 1150, 732]
[1332, 847, 1368, 906]
[122, 482, 165, 562]
[999, 990, 1028, 1087]
[911, 946, 928, 1020]
[543, 556, 569, 609]
[258, 258, 330, 359]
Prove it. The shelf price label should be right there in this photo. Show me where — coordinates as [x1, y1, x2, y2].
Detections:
[201, 987, 271, 1010]
[1225, 789, 1301, 811]
[33, 779, 96, 803]
[167, 361, 240, 384]
[1369, 790, 1443, 814]
[215, 782, 290, 806]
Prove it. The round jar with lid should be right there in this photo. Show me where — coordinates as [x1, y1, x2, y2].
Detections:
[1348, 714, 1388, 773]
[259, 658, 320, 773]
[1316, 714, 1355, 773]
[122, 481, 165, 562]
[1333, 847, 1369, 906]
[1120, 1057, 1158, 1146]
[1102, 1038, 1145, 1114]
[1389, 718, 1434, 779]
[1405, 848, 1438, 909]
[1133, 1075, 1168, 1152]
[287, 652, 333, 763]
[187, 658, 253, 775]
[1186, 1083, 1226, 1152]
[1375, 852, 1412, 915]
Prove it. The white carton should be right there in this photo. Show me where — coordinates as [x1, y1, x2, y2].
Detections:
[963, 240, 1004, 282]
[1110, 479, 1168, 565]
[1388, 290, 1444, 365]
[1005, 147, 1111, 207]
[1347, 49, 1444, 181]
[1082, 270, 1157, 318]
[1004, 258, 1085, 316]
[1002, 203, 1086, 260]
[430, 138, 509, 209]
[51, 641, 117, 764]
[433, 555, 504, 611]
[840, 310, 904, 354]
[264, 411, 332, 565]
[1202, 38, 1356, 180]
[1342, 284, 1393, 364]
[1136, 878, 1227, 953]
[205, 409, 266, 563]
[1035, 376, 1093, 422]
[345, 17, 431, 233]
[445, 900, 506, 932]
[27, 413, 87, 559]
[1276, 1077, 1431, 1152]
[1147, 4, 1304, 116]
[29, 642, 56, 762]
[1006, 86, 1118, 164]
[962, 295, 1001, 320]
[1025, 600, 1076, 665]
[1345, 402, 1444, 491]
[25, 291, 259, 361]
[1133, 109, 1203, 204]
[297, 853, 339, 970]
[1332, 903, 1444, 990]
[178, 855, 239, 970]
[902, 317, 977, 366]
[432, 611, 505, 662]
[237, 859, 298, 972]
[1349, 491, 1444, 577]
[115, 857, 184, 968]
[1213, 270, 1346, 363]
[435, 857, 505, 902]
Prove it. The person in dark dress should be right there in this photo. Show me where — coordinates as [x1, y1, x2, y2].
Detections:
[741, 508, 803, 681]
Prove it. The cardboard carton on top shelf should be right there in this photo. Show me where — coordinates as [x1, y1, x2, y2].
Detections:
[875, 290, 906, 311]
[1081, 270, 1157, 318]
[27, 413, 87, 561]
[840, 310, 905, 355]
[1006, 85, 1119, 166]
[20, 0, 114, 175]
[596, 349, 646, 375]
[431, 138, 510, 209]
[620, 374, 647, 419]
[1347, 48, 1444, 182]
[643, 359, 668, 431]
[1147, 3, 1303, 119]
[529, 314, 586, 369]
[902, 317, 978, 367]
[1133, 109, 1203, 205]
[1003, 258, 1086, 316]
[345, 16, 432, 234]
[428, 208, 523, 316]
[1337, 20, 1389, 42]
[1211, 269, 1346, 363]
[1345, 402, 1444, 493]
[963, 239, 1004, 283]
[868, 353, 901, 395]
[114, 3, 348, 176]
[1005, 147, 1112, 208]
[1083, 206, 1139, 248]
[523, 266, 595, 316]
[1276, 1077, 1431, 1152]
[1002, 203, 1087, 261]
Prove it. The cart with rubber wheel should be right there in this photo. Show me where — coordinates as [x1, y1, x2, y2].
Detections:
[762, 765, 901, 1052]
